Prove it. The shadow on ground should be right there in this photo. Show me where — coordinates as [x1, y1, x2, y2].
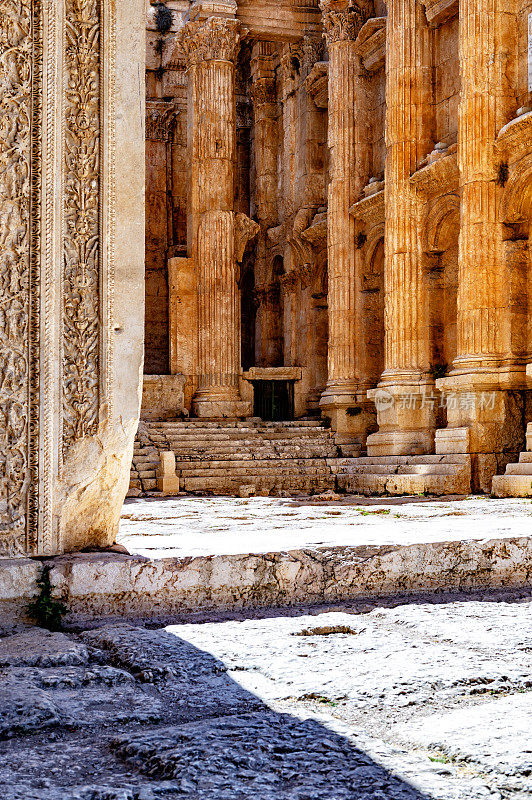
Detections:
[0, 623, 430, 800]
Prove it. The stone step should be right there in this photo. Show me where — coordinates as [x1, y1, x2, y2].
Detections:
[179, 466, 332, 478]
[148, 419, 325, 429]
[174, 457, 337, 470]
[182, 475, 335, 494]
[347, 454, 470, 466]
[335, 463, 464, 476]
[505, 463, 532, 475]
[492, 473, 532, 497]
[170, 448, 339, 460]
[159, 431, 333, 443]
[337, 468, 470, 496]
[519, 452, 532, 463]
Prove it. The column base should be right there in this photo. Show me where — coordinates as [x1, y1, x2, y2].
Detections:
[435, 375, 528, 492]
[319, 387, 377, 446]
[366, 429, 435, 457]
[192, 397, 252, 419]
[366, 379, 439, 457]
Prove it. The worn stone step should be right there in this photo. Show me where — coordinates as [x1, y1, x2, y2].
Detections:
[505, 463, 532, 475]
[492, 473, 532, 497]
[337, 466, 471, 496]
[174, 457, 335, 469]
[179, 466, 332, 478]
[181, 476, 335, 493]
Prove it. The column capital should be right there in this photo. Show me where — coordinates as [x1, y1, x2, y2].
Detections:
[319, 0, 373, 45]
[178, 15, 241, 66]
[250, 76, 277, 106]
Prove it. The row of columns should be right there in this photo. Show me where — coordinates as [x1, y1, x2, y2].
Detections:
[179, 0, 521, 481]
[322, 0, 523, 485]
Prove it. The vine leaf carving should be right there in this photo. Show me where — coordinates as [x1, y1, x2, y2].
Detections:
[63, 0, 100, 455]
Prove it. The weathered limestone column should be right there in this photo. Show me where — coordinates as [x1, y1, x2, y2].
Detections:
[319, 1, 370, 439]
[366, 0, 435, 456]
[435, 0, 520, 489]
[179, 2, 252, 418]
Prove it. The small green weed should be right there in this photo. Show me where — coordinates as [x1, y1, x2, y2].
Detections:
[27, 564, 67, 631]
[428, 753, 450, 764]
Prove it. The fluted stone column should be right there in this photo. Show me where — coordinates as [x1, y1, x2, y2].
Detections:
[179, 5, 251, 418]
[319, 1, 370, 439]
[435, 0, 520, 489]
[366, 0, 434, 456]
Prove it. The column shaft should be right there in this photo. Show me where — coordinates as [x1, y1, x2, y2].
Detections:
[319, 1, 371, 438]
[455, 0, 516, 367]
[180, 15, 251, 417]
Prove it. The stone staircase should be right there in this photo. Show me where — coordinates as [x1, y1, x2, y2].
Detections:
[335, 454, 472, 496]
[492, 452, 532, 497]
[129, 419, 473, 497]
[129, 418, 361, 496]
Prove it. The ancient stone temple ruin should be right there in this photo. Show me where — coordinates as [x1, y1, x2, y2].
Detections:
[6, 0, 532, 559]
[139, 0, 532, 501]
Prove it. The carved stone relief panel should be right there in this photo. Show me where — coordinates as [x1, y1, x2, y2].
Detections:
[63, 0, 101, 456]
[0, 0, 42, 556]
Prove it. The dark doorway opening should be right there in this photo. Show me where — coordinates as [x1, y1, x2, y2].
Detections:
[253, 380, 294, 421]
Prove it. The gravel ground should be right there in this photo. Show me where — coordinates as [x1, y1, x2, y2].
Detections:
[0, 595, 530, 799]
[118, 495, 532, 558]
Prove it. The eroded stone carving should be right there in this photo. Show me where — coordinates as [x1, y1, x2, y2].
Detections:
[320, 0, 374, 44]
[63, 0, 101, 455]
[0, 0, 41, 555]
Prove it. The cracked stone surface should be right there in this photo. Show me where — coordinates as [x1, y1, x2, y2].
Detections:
[0, 597, 531, 799]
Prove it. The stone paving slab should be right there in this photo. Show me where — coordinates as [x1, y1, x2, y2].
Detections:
[118, 495, 532, 558]
[0, 599, 530, 798]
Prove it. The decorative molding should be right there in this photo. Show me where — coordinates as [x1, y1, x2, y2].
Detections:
[409, 152, 459, 197]
[350, 189, 384, 228]
[63, 0, 101, 455]
[178, 16, 241, 66]
[320, 0, 374, 45]
[497, 111, 532, 165]
[304, 61, 328, 108]
[355, 16, 385, 72]
[234, 213, 260, 262]
[301, 212, 328, 248]
[146, 99, 178, 141]
[421, 0, 458, 26]
[0, 0, 42, 556]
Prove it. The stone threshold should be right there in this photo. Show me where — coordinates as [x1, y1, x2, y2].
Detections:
[3, 534, 532, 628]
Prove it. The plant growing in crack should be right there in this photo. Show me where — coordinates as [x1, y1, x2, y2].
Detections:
[27, 564, 67, 631]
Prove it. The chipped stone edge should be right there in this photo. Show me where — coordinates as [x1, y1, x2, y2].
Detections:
[2, 536, 531, 627]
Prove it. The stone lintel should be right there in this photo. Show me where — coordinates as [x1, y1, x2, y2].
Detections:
[243, 367, 303, 382]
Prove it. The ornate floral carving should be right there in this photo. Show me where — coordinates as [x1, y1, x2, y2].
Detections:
[0, 0, 41, 555]
[320, 0, 374, 44]
[146, 100, 177, 142]
[63, 0, 101, 454]
[178, 16, 241, 66]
